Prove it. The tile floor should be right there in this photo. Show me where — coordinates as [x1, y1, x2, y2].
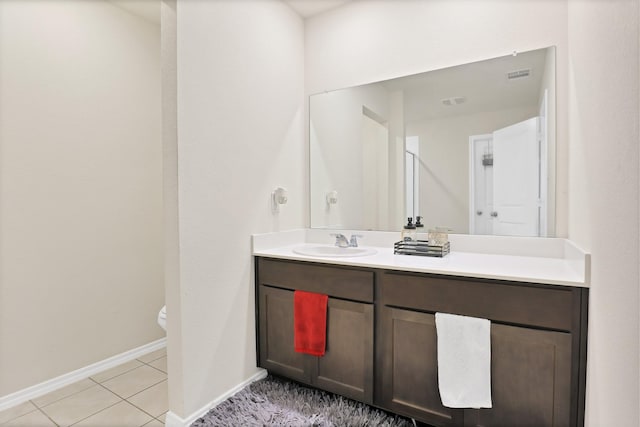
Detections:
[0, 348, 168, 427]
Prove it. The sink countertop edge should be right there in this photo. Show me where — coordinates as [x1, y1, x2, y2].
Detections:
[252, 242, 590, 288]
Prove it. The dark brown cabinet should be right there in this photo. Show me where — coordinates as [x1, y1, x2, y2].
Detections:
[256, 258, 374, 403]
[378, 307, 460, 426]
[378, 271, 587, 427]
[258, 285, 309, 382]
[255, 257, 588, 427]
[463, 324, 571, 427]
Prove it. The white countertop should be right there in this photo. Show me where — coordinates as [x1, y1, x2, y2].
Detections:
[252, 229, 590, 288]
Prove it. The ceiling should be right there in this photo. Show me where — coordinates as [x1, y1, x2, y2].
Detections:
[284, 0, 352, 18]
[109, 1, 351, 24]
[109, 0, 160, 25]
[382, 48, 549, 123]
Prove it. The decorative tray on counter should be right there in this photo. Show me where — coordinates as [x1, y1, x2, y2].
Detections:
[393, 240, 450, 257]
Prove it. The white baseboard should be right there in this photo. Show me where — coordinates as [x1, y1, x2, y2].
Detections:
[165, 368, 268, 427]
[0, 338, 167, 412]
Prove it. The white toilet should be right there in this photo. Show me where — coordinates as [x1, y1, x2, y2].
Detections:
[157, 305, 167, 331]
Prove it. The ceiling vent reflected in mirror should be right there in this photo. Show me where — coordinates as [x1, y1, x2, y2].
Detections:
[507, 68, 532, 80]
[441, 96, 466, 106]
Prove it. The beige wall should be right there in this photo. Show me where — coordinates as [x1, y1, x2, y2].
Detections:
[0, 0, 163, 396]
[567, 0, 639, 425]
[173, 0, 305, 418]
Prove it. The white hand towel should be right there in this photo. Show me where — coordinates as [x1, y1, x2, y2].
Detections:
[435, 312, 492, 408]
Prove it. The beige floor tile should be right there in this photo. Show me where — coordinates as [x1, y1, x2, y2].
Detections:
[0, 401, 38, 424]
[32, 378, 96, 407]
[157, 412, 166, 422]
[91, 359, 144, 384]
[3, 408, 56, 427]
[39, 385, 120, 426]
[136, 348, 166, 364]
[127, 380, 167, 418]
[101, 366, 166, 399]
[147, 356, 167, 374]
[73, 401, 153, 427]
[141, 420, 163, 427]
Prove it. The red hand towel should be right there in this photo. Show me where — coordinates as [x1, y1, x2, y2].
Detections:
[294, 290, 329, 356]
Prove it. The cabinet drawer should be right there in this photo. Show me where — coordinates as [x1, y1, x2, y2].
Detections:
[257, 258, 374, 302]
[381, 272, 575, 331]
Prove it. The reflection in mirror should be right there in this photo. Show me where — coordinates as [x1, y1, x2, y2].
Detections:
[310, 47, 556, 237]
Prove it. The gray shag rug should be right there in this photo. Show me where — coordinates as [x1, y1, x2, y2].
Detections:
[192, 375, 413, 427]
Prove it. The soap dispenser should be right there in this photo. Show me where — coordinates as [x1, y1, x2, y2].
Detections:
[415, 216, 425, 240]
[401, 217, 417, 241]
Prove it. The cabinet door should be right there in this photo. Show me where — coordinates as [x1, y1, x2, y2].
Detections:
[258, 285, 311, 383]
[464, 324, 571, 427]
[315, 298, 374, 404]
[378, 307, 459, 426]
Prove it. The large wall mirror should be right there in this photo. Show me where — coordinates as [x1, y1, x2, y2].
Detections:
[310, 46, 556, 237]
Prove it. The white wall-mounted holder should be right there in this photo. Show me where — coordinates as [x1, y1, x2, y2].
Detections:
[271, 187, 288, 213]
[326, 190, 338, 209]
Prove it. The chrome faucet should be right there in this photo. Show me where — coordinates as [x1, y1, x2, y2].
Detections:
[331, 233, 363, 248]
[349, 234, 363, 247]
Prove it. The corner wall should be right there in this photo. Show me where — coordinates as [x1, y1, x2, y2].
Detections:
[567, 0, 640, 425]
[174, 0, 305, 417]
[0, 0, 163, 396]
[160, 0, 184, 417]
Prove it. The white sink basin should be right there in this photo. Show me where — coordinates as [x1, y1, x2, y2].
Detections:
[292, 244, 377, 258]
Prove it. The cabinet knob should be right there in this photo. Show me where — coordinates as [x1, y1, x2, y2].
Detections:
[476, 210, 483, 216]
[490, 211, 498, 217]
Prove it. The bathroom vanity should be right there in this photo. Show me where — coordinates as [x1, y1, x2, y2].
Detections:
[253, 231, 589, 427]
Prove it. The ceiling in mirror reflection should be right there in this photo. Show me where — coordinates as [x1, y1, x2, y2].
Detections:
[388, 49, 547, 123]
[310, 47, 556, 238]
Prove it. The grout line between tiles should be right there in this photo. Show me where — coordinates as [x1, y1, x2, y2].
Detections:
[94, 381, 130, 401]
[123, 380, 168, 421]
[146, 364, 167, 375]
[138, 357, 166, 369]
[125, 399, 159, 421]
[65, 399, 123, 427]
[91, 363, 146, 385]
[29, 378, 95, 410]
[97, 377, 166, 402]
[135, 350, 166, 365]
[34, 406, 60, 427]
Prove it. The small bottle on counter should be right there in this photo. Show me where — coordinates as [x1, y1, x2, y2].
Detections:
[401, 217, 417, 241]
[415, 216, 425, 239]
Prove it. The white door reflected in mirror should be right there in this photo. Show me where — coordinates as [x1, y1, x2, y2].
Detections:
[469, 117, 545, 237]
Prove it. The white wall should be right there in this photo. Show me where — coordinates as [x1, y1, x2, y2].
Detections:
[306, 0, 569, 237]
[160, 0, 184, 417]
[174, 0, 305, 417]
[567, 0, 639, 425]
[310, 84, 389, 229]
[407, 105, 538, 233]
[0, 0, 163, 396]
[539, 47, 557, 236]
